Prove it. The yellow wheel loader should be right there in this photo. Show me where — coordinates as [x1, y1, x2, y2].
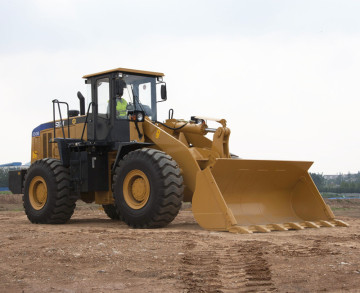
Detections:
[8, 67, 348, 233]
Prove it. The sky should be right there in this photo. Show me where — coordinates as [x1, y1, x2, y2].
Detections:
[1, 0, 360, 174]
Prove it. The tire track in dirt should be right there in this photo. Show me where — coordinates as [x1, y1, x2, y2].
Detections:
[240, 242, 276, 292]
[178, 240, 276, 292]
[272, 239, 341, 258]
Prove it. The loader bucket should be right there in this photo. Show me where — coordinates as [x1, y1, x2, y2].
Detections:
[192, 159, 348, 233]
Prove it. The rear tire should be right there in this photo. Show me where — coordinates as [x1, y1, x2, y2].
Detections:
[102, 204, 120, 220]
[113, 148, 184, 228]
[23, 158, 76, 224]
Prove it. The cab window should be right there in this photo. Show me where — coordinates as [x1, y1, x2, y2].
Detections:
[97, 78, 109, 118]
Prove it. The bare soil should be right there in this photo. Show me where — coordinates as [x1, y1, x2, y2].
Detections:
[0, 195, 359, 292]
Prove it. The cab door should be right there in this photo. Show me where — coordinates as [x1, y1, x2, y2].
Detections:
[87, 74, 130, 143]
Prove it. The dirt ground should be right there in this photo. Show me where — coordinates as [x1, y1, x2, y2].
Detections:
[0, 195, 359, 293]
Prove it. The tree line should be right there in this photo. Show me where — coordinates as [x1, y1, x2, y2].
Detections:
[310, 172, 360, 193]
[0, 168, 9, 188]
[0, 167, 23, 188]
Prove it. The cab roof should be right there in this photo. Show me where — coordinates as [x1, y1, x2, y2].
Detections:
[82, 67, 164, 79]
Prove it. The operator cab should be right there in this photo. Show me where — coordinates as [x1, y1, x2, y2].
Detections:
[81, 68, 167, 142]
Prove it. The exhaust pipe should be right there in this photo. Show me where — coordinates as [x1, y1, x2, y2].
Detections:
[77, 91, 85, 115]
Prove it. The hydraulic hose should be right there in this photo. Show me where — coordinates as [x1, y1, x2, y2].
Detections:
[154, 120, 189, 131]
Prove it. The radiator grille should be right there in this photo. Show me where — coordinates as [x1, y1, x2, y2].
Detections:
[48, 133, 52, 157]
[42, 133, 47, 158]
[42, 133, 53, 158]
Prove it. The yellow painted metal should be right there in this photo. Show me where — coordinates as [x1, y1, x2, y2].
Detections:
[129, 121, 145, 142]
[193, 116, 227, 127]
[123, 169, 150, 209]
[168, 121, 207, 135]
[192, 159, 348, 233]
[29, 176, 48, 210]
[31, 117, 87, 163]
[211, 127, 230, 158]
[83, 67, 164, 78]
[144, 118, 201, 202]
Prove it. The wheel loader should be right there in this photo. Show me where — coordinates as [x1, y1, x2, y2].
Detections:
[8, 67, 348, 233]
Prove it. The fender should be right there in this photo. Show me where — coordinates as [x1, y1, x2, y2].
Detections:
[112, 142, 154, 173]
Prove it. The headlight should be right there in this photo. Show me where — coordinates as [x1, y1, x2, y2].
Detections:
[136, 112, 144, 122]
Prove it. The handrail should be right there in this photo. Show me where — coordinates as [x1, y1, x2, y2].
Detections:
[81, 102, 95, 141]
[52, 99, 70, 139]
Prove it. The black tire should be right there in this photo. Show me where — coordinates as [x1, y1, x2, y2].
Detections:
[102, 204, 120, 220]
[23, 158, 76, 224]
[113, 148, 184, 228]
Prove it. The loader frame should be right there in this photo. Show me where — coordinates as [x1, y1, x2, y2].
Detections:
[8, 67, 349, 233]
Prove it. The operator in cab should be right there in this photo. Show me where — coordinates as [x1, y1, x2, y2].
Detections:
[116, 95, 128, 119]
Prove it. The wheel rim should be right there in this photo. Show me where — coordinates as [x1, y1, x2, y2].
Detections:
[29, 176, 48, 210]
[123, 169, 150, 209]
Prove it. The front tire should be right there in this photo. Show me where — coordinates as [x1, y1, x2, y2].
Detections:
[23, 158, 76, 224]
[113, 148, 184, 228]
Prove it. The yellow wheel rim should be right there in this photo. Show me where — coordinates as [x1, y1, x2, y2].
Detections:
[29, 176, 48, 210]
[123, 169, 150, 209]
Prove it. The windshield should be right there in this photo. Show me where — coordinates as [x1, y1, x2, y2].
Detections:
[121, 74, 157, 120]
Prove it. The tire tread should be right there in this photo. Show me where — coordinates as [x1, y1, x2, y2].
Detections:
[23, 159, 76, 224]
[113, 148, 184, 228]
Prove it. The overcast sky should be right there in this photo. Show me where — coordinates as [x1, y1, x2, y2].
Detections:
[1, 0, 360, 174]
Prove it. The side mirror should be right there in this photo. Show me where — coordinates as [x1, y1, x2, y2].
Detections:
[115, 79, 126, 97]
[161, 84, 167, 101]
[126, 103, 135, 111]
